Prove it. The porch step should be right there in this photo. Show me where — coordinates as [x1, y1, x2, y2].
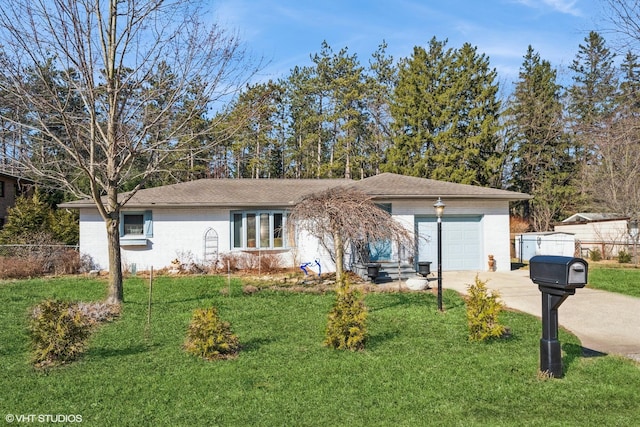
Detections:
[352, 262, 424, 283]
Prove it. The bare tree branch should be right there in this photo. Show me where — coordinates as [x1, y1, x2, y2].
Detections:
[0, 0, 258, 302]
[288, 186, 414, 284]
[583, 113, 640, 218]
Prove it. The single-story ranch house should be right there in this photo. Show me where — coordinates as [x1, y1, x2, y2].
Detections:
[60, 173, 530, 274]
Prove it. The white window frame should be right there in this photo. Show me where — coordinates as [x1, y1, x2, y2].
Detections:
[231, 210, 287, 250]
[120, 210, 153, 246]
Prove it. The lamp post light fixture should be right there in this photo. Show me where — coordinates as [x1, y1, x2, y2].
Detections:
[434, 197, 445, 311]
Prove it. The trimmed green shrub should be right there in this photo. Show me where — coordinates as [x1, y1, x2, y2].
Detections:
[184, 307, 240, 360]
[0, 190, 78, 246]
[29, 300, 92, 368]
[466, 275, 506, 341]
[618, 250, 632, 264]
[590, 248, 602, 261]
[324, 281, 368, 351]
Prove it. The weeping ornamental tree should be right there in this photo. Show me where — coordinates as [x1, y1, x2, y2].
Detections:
[0, 0, 254, 303]
[288, 186, 413, 286]
[289, 186, 413, 351]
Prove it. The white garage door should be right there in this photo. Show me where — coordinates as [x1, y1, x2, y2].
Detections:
[416, 216, 482, 271]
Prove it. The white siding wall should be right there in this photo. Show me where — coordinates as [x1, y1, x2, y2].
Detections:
[78, 209, 109, 270]
[79, 198, 512, 273]
[293, 228, 334, 275]
[390, 199, 511, 272]
[554, 220, 629, 243]
[554, 220, 630, 257]
[80, 208, 232, 271]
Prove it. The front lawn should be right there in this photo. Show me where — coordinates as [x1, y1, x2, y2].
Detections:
[588, 267, 640, 298]
[1, 275, 639, 426]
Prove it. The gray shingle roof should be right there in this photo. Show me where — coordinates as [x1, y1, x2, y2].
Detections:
[562, 213, 627, 223]
[59, 173, 530, 209]
[351, 173, 530, 199]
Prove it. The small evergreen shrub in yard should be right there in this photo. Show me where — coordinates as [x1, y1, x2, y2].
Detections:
[324, 281, 368, 351]
[29, 300, 92, 368]
[184, 307, 241, 360]
[617, 250, 632, 264]
[590, 248, 602, 261]
[29, 300, 120, 368]
[466, 275, 507, 341]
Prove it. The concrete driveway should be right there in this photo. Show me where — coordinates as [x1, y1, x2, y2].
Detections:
[441, 270, 640, 362]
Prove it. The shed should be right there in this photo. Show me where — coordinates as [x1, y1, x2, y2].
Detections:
[515, 232, 576, 261]
[553, 213, 630, 259]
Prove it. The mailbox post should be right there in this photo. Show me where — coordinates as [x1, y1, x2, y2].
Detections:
[529, 255, 588, 378]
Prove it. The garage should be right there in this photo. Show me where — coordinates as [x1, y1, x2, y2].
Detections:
[416, 216, 483, 271]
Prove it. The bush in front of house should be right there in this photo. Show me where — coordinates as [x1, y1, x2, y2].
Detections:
[0, 190, 78, 246]
[29, 300, 93, 368]
[0, 247, 91, 279]
[324, 280, 368, 351]
[216, 252, 284, 274]
[590, 248, 602, 261]
[0, 255, 46, 279]
[29, 300, 119, 368]
[184, 307, 241, 361]
[466, 275, 507, 341]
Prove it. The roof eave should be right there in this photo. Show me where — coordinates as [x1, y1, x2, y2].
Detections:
[367, 194, 532, 201]
[58, 201, 299, 209]
[60, 194, 531, 210]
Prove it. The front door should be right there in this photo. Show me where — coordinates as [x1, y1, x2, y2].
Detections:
[369, 203, 392, 261]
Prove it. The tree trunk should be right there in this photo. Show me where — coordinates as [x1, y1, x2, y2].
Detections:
[105, 215, 124, 304]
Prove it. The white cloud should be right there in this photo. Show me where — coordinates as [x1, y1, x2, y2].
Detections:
[514, 0, 583, 16]
[543, 0, 581, 16]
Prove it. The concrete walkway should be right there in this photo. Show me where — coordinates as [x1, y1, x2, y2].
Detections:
[439, 270, 640, 362]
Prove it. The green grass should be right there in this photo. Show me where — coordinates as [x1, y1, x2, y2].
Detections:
[1, 275, 639, 426]
[588, 267, 640, 297]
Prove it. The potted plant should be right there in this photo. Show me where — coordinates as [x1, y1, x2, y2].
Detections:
[417, 261, 432, 277]
[366, 263, 381, 282]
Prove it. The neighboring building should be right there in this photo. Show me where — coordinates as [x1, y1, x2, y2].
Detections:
[0, 172, 34, 228]
[514, 232, 576, 261]
[59, 173, 531, 273]
[554, 213, 632, 259]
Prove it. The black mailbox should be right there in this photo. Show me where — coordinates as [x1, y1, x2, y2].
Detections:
[529, 256, 588, 291]
[529, 255, 588, 378]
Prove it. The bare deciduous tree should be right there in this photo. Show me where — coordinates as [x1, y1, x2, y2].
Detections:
[288, 186, 414, 285]
[0, 0, 256, 303]
[604, 0, 640, 51]
[583, 114, 640, 218]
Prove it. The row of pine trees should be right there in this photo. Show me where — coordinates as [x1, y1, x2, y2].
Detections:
[1, 32, 637, 231]
[210, 32, 639, 230]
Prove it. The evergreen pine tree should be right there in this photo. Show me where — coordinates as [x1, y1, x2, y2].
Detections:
[568, 31, 619, 166]
[385, 38, 503, 185]
[363, 41, 396, 177]
[385, 39, 452, 177]
[506, 46, 578, 230]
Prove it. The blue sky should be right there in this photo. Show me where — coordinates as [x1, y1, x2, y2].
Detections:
[213, 0, 609, 89]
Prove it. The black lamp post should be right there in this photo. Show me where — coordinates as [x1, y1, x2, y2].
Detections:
[628, 219, 639, 265]
[434, 197, 445, 311]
